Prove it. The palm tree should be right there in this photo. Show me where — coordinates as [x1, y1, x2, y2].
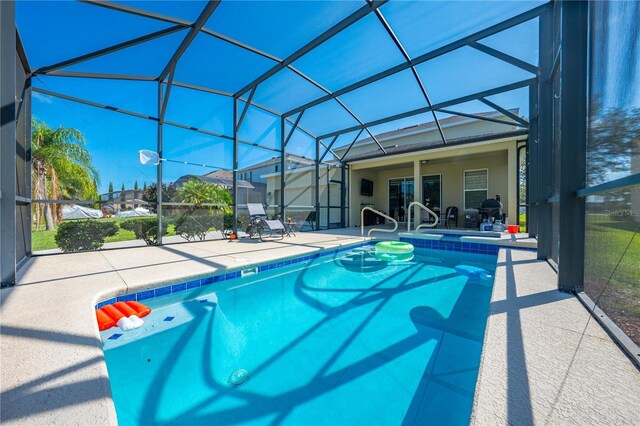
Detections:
[176, 178, 231, 209]
[31, 119, 99, 230]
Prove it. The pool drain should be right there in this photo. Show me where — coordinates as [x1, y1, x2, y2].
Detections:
[228, 369, 250, 387]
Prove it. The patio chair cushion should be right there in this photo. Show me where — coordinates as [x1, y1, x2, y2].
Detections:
[264, 219, 285, 230]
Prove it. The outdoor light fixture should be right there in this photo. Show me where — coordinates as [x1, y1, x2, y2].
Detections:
[421, 160, 429, 165]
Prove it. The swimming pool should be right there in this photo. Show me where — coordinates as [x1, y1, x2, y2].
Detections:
[102, 244, 497, 425]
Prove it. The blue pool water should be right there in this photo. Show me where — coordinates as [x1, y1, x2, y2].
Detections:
[103, 245, 497, 425]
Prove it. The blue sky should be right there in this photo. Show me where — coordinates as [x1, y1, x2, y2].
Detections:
[18, 1, 542, 194]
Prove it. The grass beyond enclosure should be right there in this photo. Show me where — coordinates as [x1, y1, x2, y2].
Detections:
[584, 214, 640, 344]
[32, 217, 177, 252]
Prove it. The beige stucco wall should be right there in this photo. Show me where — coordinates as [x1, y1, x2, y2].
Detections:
[348, 140, 518, 227]
[264, 139, 520, 229]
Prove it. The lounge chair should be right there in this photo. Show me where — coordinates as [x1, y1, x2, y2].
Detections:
[304, 211, 317, 231]
[444, 206, 459, 229]
[245, 203, 285, 241]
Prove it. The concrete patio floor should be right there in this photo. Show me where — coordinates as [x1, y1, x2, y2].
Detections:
[1, 228, 638, 425]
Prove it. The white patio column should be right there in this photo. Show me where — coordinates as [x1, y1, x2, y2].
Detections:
[507, 145, 518, 225]
[413, 159, 421, 230]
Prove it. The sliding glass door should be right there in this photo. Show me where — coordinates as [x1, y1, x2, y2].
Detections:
[389, 178, 414, 222]
[422, 174, 442, 222]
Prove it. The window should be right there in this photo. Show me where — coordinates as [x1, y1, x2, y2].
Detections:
[275, 164, 279, 172]
[464, 169, 488, 209]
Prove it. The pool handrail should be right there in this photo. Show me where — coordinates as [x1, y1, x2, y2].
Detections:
[361, 207, 398, 237]
[407, 201, 439, 232]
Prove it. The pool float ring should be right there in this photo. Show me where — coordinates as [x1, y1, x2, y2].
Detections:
[374, 251, 415, 262]
[375, 241, 414, 254]
[96, 301, 152, 331]
[374, 241, 415, 262]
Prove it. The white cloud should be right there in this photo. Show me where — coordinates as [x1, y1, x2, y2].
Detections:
[32, 91, 54, 105]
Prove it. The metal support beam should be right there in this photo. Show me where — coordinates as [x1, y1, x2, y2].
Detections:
[39, 70, 157, 81]
[33, 25, 186, 75]
[340, 164, 346, 227]
[535, 5, 553, 258]
[437, 108, 528, 128]
[81, 0, 282, 65]
[527, 83, 539, 238]
[319, 136, 339, 163]
[478, 97, 529, 126]
[170, 80, 232, 97]
[235, 86, 256, 132]
[318, 78, 536, 141]
[280, 116, 285, 217]
[318, 140, 340, 162]
[158, 1, 220, 82]
[16, 29, 30, 74]
[469, 41, 540, 75]
[340, 129, 365, 162]
[32, 87, 280, 151]
[156, 82, 163, 245]
[548, 47, 561, 82]
[373, 7, 447, 145]
[232, 98, 239, 236]
[81, 0, 192, 25]
[32, 87, 158, 121]
[335, 98, 387, 154]
[234, 0, 387, 97]
[170, 80, 318, 139]
[0, 0, 16, 286]
[283, 110, 304, 147]
[284, 3, 549, 118]
[557, 0, 588, 292]
[201, 28, 280, 63]
[288, 66, 386, 154]
[315, 139, 320, 230]
[159, 65, 175, 122]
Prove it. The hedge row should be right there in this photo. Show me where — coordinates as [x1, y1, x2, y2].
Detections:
[54, 213, 237, 252]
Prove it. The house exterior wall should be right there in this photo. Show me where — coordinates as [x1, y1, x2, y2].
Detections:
[348, 140, 518, 227]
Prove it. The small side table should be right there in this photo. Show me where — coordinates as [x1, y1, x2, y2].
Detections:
[284, 222, 297, 237]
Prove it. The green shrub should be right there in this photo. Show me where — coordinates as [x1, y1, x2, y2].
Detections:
[120, 218, 167, 245]
[223, 213, 245, 232]
[54, 220, 118, 252]
[175, 213, 217, 241]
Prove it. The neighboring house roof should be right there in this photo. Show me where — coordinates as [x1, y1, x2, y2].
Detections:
[204, 170, 232, 180]
[236, 153, 315, 172]
[175, 174, 254, 189]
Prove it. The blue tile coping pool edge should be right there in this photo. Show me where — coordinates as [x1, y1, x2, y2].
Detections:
[95, 239, 536, 309]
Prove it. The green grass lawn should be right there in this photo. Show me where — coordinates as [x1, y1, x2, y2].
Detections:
[32, 217, 177, 251]
[584, 215, 640, 313]
[518, 213, 527, 232]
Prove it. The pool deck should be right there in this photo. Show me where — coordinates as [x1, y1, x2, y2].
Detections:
[1, 229, 639, 425]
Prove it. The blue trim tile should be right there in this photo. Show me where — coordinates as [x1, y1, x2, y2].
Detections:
[171, 283, 186, 293]
[155, 286, 171, 297]
[97, 298, 117, 309]
[186, 280, 200, 289]
[214, 274, 225, 282]
[116, 294, 136, 303]
[136, 290, 154, 301]
[201, 277, 214, 286]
